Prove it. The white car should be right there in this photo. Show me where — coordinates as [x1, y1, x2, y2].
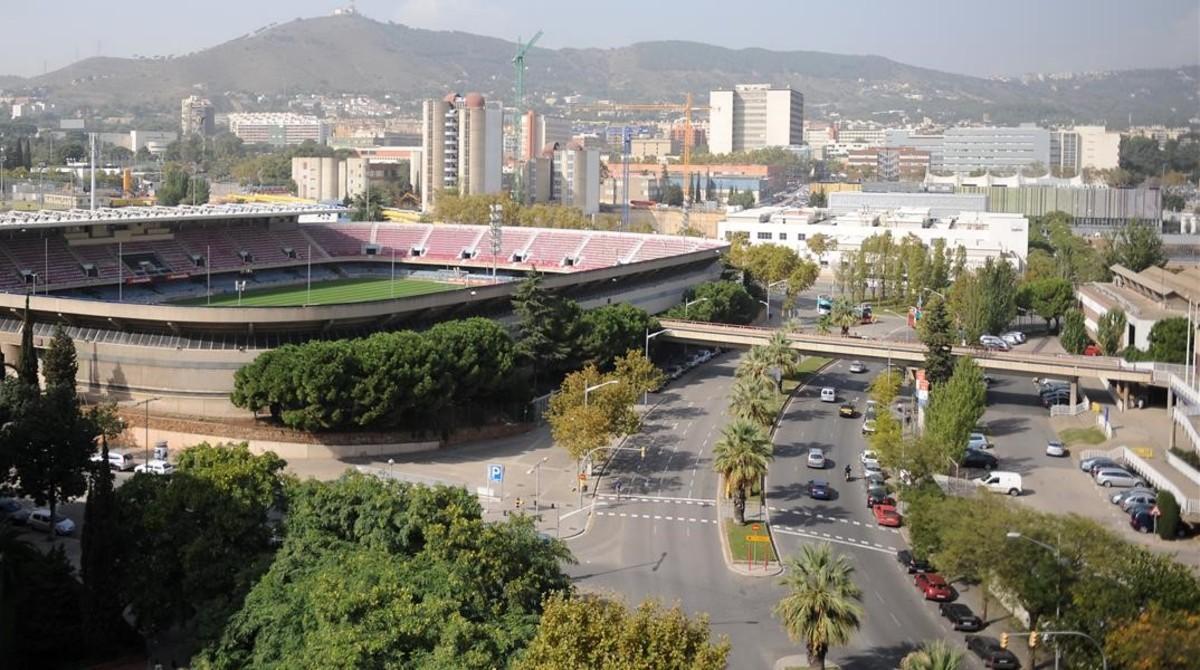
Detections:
[1045, 440, 1067, 457]
[979, 335, 1010, 351]
[1001, 331, 1025, 346]
[91, 450, 137, 471]
[967, 433, 991, 450]
[806, 448, 827, 469]
[849, 361, 867, 373]
[135, 459, 175, 475]
[820, 387, 837, 403]
[860, 449, 880, 465]
[28, 509, 76, 536]
[862, 459, 883, 476]
[861, 419, 877, 435]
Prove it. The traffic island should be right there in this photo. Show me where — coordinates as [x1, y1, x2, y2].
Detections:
[715, 480, 783, 576]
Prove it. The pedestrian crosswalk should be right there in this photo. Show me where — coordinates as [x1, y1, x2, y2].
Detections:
[596, 511, 715, 524]
[597, 494, 714, 507]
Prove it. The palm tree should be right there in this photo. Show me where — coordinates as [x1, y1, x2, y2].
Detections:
[784, 317, 804, 334]
[761, 331, 798, 393]
[350, 190, 385, 222]
[712, 419, 773, 525]
[816, 314, 833, 335]
[735, 345, 774, 385]
[832, 297, 859, 336]
[774, 543, 863, 670]
[729, 376, 775, 430]
[900, 640, 964, 670]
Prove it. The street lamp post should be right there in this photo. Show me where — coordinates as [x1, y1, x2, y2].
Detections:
[526, 456, 548, 512]
[1006, 531, 1065, 670]
[764, 279, 787, 322]
[584, 379, 619, 406]
[131, 397, 162, 465]
[684, 297, 708, 319]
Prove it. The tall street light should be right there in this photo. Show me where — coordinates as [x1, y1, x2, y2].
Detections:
[644, 328, 667, 405]
[684, 297, 708, 319]
[1006, 531, 1065, 670]
[526, 456, 549, 512]
[130, 396, 162, 465]
[584, 379, 619, 406]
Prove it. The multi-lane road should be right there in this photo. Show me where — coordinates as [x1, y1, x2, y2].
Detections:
[566, 351, 1010, 668]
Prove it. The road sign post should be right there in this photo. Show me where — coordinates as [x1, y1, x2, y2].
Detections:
[487, 464, 505, 500]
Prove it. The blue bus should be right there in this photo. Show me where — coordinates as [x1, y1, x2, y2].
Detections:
[816, 295, 833, 316]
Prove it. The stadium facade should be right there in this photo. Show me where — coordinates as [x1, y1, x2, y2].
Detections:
[0, 205, 727, 417]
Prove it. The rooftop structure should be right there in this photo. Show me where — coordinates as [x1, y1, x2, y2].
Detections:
[1077, 264, 1200, 350]
[0, 203, 345, 230]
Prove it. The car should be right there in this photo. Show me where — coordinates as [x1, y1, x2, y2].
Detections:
[914, 573, 954, 601]
[820, 387, 837, 403]
[839, 401, 857, 418]
[807, 480, 834, 500]
[1125, 502, 1156, 518]
[1080, 456, 1120, 474]
[862, 459, 883, 476]
[806, 448, 827, 469]
[1111, 487, 1156, 505]
[28, 509, 75, 536]
[1130, 510, 1156, 534]
[861, 419, 877, 435]
[863, 471, 887, 488]
[864, 400, 878, 420]
[967, 432, 991, 450]
[974, 471, 1023, 496]
[866, 485, 895, 509]
[896, 549, 933, 574]
[860, 449, 880, 465]
[979, 335, 1010, 351]
[961, 449, 998, 471]
[873, 503, 902, 527]
[134, 459, 176, 476]
[1083, 343, 1102, 356]
[939, 602, 984, 631]
[91, 450, 137, 471]
[1119, 492, 1157, 512]
[1001, 331, 1026, 345]
[1094, 468, 1145, 488]
[0, 497, 30, 525]
[1041, 390, 1073, 408]
[849, 361, 867, 373]
[1045, 440, 1067, 457]
[667, 365, 684, 380]
[965, 635, 1021, 669]
[982, 374, 995, 386]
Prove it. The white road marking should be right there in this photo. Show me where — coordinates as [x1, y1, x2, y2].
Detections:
[773, 527, 895, 555]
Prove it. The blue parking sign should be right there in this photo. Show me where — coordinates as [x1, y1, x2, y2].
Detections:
[488, 464, 504, 483]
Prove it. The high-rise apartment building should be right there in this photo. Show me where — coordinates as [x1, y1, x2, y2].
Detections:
[420, 93, 503, 212]
[939, 125, 1050, 174]
[708, 85, 804, 155]
[180, 96, 215, 137]
[521, 111, 572, 160]
[1052, 126, 1120, 173]
[227, 113, 328, 146]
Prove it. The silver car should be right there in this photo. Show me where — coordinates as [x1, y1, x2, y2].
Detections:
[1094, 468, 1145, 488]
[1110, 487, 1155, 505]
[806, 448, 827, 469]
[1119, 493, 1157, 512]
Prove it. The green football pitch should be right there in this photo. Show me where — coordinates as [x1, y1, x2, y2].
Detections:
[175, 277, 458, 307]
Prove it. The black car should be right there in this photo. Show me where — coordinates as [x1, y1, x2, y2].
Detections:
[807, 480, 834, 500]
[939, 602, 984, 631]
[965, 635, 1020, 669]
[961, 449, 998, 470]
[866, 485, 894, 509]
[896, 549, 933, 574]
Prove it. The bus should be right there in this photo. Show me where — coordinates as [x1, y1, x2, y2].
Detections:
[816, 295, 833, 316]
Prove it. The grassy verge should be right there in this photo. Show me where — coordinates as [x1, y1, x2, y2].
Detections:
[765, 357, 833, 420]
[1058, 427, 1107, 446]
[724, 518, 778, 564]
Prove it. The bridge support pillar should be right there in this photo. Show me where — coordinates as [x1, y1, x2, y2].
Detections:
[1168, 388, 1176, 450]
[1069, 379, 1078, 409]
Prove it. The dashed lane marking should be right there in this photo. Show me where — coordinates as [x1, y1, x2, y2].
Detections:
[767, 506, 901, 533]
[773, 527, 897, 555]
[598, 494, 715, 506]
[597, 511, 714, 524]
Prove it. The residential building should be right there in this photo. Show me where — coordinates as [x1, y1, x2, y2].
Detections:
[671, 123, 706, 150]
[939, 125, 1050, 174]
[1052, 126, 1120, 173]
[885, 130, 947, 170]
[718, 205, 1028, 270]
[846, 146, 930, 181]
[1127, 125, 1191, 147]
[520, 112, 572, 160]
[130, 130, 179, 153]
[630, 138, 678, 160]
[181, 96, 215, 137]
[836, 126, 887, 146]
[550, 144, 601, 215]
[420, 93, 503, 212]
[227, 113, 329, 146]
[708, 85, 804, 155]
[291, 156, 411, 203]
[803, 122, 836, 159]
[1077, 264, 1200, 350]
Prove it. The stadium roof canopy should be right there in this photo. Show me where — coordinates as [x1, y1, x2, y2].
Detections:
[0, 203, 347, 230]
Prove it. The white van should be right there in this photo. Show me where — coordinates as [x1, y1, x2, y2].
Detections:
[108, 451, 137, 471]
[820, 387, 837, 403]
[973, 471, 1022, 496]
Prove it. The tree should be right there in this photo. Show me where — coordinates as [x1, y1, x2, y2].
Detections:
[580, 304, 657, 371]
[1156, 490, 1180, 540]
[1126, 316, 1190, 364]
[831, 296, 859, 336]
[613, 349, 665, 402]
[900, 640, 964, 670]
[761, 331, 798, 393]
[1106, 605, 1200, 670]
[785, 259, 820, 311]
[1024, 278, 1075, 331]
[729, 376, 776, 430]
[350, 190, 385, 221]
[17, 294, 37, 387]
[712, 419, 773, 525]
[1059, 309, 1089, 355]
[41, 326, 76, 389]
[80, 403, 131, 655]
[665, 281, 758, 324]
[546, 365, 637, 461]
[774, 543, 863, 670]
[950, 258, 1018, 342]
[512, 274, 584, 387]
[515, 592, 730, 670]
[918, 295, 956, 386]
[156, 162, 194, 206]
[115, 443, 287, 642]
[868, 369, 902, 406]
[1105, 222, 1166, 272]
[808, 190, 828, 207]
[1096, 308, 1127, 356]
[924, 357, 986, 465]
[805, 233, 835, 263]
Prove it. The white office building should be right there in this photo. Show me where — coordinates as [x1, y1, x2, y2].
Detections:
[420, 93, 503, 212]
[708, 85, 804, 155]
[1051, 126, 1120, 173]
[717, 205, 1028, 270]
[227, 113, 329, 146]
[940, 126, 1051, 174]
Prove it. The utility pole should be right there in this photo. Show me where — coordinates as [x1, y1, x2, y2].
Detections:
[88, 132, 97, 211]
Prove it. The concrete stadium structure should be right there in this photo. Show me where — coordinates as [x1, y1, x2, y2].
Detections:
[0, 205, 727, 417]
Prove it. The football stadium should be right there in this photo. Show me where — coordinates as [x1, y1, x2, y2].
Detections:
[0, 204, 727, 417]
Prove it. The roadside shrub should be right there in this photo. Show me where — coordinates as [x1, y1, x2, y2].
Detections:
[1156, 490, 1180, 540]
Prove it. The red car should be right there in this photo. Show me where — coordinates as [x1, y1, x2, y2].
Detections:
[915, 573, 954, 601]
[873, 503, 902, 527]
[1083, 344, 1101, 356]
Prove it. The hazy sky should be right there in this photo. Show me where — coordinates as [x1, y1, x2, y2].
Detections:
[2, 0, 1197, 78]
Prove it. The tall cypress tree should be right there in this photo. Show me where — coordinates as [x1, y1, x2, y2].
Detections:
[17, 294, 38, 388]
[81, 405, 126, 655]
[23, 138, 32, 169]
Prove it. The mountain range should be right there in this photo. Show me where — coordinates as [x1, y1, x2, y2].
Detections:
[5, 13, 1196, 126]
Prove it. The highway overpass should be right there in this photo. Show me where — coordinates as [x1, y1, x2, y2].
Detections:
[657, 319, 1155, 386]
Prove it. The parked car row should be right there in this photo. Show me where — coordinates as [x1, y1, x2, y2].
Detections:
[661, 348, 725, 384]
[979, 331, 1026, 351]
[1078, 455, 1160, 532]
[1, 497, 75, 536]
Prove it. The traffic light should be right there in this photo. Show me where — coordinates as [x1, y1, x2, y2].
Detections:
[1000, 633, 1009, 650]
[515, 497, 523, 510]
[640, 445, 646, 459]
[1029, 631, 1039, 648]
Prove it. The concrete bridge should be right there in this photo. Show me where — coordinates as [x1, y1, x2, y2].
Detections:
[658, 319, 1156, 406]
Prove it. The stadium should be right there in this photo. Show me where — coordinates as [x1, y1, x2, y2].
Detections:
[0, 204, 728, 417]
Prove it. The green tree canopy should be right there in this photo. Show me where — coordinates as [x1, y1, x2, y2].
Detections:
[1105, 222, 1167, 272]
[580, 303, 658, 370]
[664, 280, 758, 324]
[1096, 308, 1127, 356]
[1059, 309, 1089, 355]
[918, 295, 955, 387]
[774, 543, 863, 670]
[1124, 316, 1191, 364]
[512, 274, 584, 386]
[924, 357, 986, 465]
[712, 419, 773, 525]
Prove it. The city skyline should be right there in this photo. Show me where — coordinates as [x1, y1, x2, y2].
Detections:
[1, 0, 1196, 79]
